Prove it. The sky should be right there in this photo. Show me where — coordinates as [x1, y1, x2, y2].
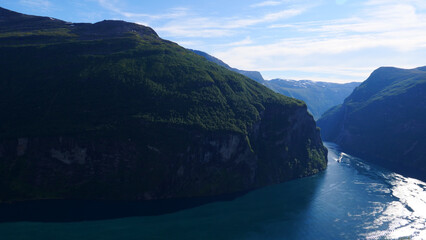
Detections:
[2, 0, 426, 83]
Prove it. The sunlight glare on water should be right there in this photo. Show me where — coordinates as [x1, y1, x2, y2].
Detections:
[333, 147, 426, 240]
[365, 173, 426, 239]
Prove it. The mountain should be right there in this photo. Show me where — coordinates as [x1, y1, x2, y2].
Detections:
[317, 67, 426, 179]
[265, 79, 360, 119]
[190, 50, 359, 120]
[191, 50, 265, 83]
[0, 7, 327, 202]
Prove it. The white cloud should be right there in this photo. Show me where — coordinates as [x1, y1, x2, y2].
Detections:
[263, 8, 305, 21]
[20, 0, 51, 10]
[215, 33, 417, 67]
[211, 0, 426, 82]
[120, 8, 188, 20]
[224, 8, 305, 29]
[270, 2, 426, 34]
[155, 17, 235, 38]
[220, 37, 254, 47]
[365, 0, 426, 9]
[155, 7, 307, 38]
[96, 0, 308, 37]
[250, 1, 282, 8]
[214, 28, 426, 79]
[96, 0, 188, 21]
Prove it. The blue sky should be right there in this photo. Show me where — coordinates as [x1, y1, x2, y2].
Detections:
[2, 0, 426, 83]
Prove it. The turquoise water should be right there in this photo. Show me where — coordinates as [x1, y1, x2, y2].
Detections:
[1, 142, 426, 239]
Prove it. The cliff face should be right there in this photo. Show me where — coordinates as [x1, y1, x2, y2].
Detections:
[0, 7, 327, 202]
[1, 131, 258, 201]
[0, 104, 325, 201]
[317, 67, 426, 179]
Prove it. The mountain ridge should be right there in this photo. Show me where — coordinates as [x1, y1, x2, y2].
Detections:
[0, 7, 327, 202]
[190, 49, 265, 83]
[190, 50, 360, 119]
[0, 6, 158, 40]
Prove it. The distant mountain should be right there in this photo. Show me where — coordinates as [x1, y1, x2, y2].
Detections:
[0, 7, 327, 202]
[317, 67, 426, 179]
[265, 79, 360, 119]
[191, 50, 265, 83]
[191, 50, 360, 120]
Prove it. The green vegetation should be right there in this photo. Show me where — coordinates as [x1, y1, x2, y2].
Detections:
[0, 7, 327, 201]
[0, 30, 303, 139]
[191, 50, 360, 120]
[318, 67, 426, 179]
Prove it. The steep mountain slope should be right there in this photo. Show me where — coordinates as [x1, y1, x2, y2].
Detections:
[265, 79, 360, 119]
[318, 67, 426, 178]
[190, 50, 359, 119]
[191, 50, 265, 83]
[0, 7, 327, 202]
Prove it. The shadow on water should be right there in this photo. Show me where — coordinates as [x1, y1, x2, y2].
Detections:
[0, 172, 325, 223]
[0, 173, 326, 240]
[0, 192, 248, 223]
[0, 156, 328, 239]
[0, 167, 327, 225]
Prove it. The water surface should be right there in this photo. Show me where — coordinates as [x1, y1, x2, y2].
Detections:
[1, 142, 425, 239]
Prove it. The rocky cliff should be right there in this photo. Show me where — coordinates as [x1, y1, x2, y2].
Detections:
[0, 7, 327, 202]
[1, 104, 325, 201]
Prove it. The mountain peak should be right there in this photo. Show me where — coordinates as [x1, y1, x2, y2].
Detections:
[0, 7, 159, 39]
[73, 20, 159, 39]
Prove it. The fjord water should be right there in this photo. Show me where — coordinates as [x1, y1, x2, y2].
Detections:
[1, 143, 426, 240]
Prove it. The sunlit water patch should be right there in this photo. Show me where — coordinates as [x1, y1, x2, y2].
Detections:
[0, 142, 425, 239]
[328, 144, 426, 240]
